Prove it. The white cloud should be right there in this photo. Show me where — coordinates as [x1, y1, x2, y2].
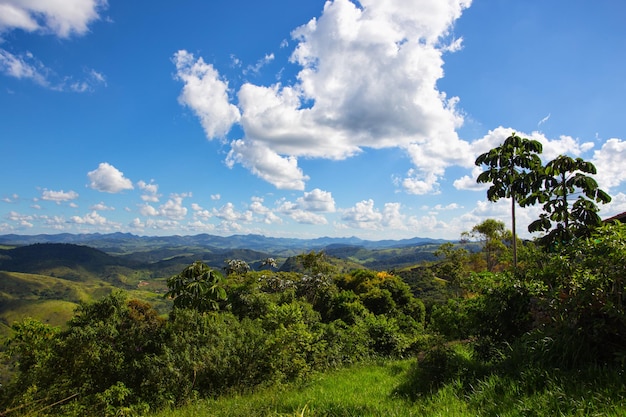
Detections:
[173, 50, 241, 138]
[2, 193, 19, 203]
[453, 166, 488, 191]
[0, 0, 107, 90]
[226, 139, 309, 190]
[244, 53, 275, 75]
[296, 188, 336, 212]
[422, 203, 462, 212]
[139, 193, 189, 220]
[176, 0, 471, 192]
[41, 189, 79, 203]
[402, 170, 441, 195]
[341, 199, 383, 230]
[137, 180, 160, 202]
[7, 211, 34, 228]
[186, 220, 216, 233]
[191, 203, 212, 221]
[458, 127, 600, 193]
[382, 202, 406, 229]
[0, 50, 49, 86]
[249, 197, 282, 224]
[600, 192, 626, 219]
[69, 210, 108, 225]
[537, 113, 551, 127]
[158, 195, 188, 220]
[592, 138, 626, 190]
[277, 198, 328, 225]
[87, 162, 134, 193]
[139, 204, 159, 217]
[0, 0, 106, 38]
[213, 202, 253, 222]
[90, 201, 114, 211]
[0, 49, 106, 91]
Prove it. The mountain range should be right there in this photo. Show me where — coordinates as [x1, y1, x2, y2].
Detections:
[0, 232, 448, 256]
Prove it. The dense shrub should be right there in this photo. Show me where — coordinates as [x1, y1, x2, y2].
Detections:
[0, 264, 432, 416]
[518, 222, 626, 366]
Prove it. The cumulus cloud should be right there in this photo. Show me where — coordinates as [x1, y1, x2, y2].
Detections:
[137, 180, 161, 202]
[87, 163, 134, 193]
[0, 0, 107, 90]
[277, 198, 328, 225]
[7, 211, 34, 228]
[249, 197, 282, 224]
[226, 139, 309, 190]
[41, 189, 79, 203]
[141, 193, 190, 221]
[175, 0, 472, 191]
[340, 200, 411, 230]
[0, 0, 106, 37]
[381, 202, 406, 229]
[90, 201, 114, 211]
[191, 203, 212, 221]
[173, 50, 241, 138]
[456, 126, 598, 192]
[592, 138, 626, 190]
[296, 188, 336, 212]
[600, 192, 626, 219]
[212, 202, 253, 223]
[69, 210, 108, 225]
[2, 193, 19, 203]
[341, 199, 383, 230]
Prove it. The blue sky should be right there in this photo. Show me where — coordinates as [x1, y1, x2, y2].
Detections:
[1, 0, 625, 240]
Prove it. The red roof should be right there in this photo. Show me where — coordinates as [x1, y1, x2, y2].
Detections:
[604, 211, 626, 223]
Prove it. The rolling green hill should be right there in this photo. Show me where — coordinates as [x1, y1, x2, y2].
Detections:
[0, 239, 452, 340]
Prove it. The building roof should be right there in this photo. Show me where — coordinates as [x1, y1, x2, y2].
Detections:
[603, 211, 626, 223]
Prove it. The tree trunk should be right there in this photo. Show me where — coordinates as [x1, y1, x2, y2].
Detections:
[512, 196, 517, 270]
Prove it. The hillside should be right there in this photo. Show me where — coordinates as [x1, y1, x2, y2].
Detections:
[0, 232, 449, 256]
[0, 236, 454, 336]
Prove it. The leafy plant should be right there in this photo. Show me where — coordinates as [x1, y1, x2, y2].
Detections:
[165, 261, 227, 312]
[524, 155, 611, 246]
[475, 132, 543, 268]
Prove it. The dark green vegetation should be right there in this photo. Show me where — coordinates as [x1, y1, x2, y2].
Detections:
[1, 136, 624, 416]
[0, 238, 452, 333]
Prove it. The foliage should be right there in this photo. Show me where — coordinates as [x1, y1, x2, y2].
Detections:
[524, 155, 611, 246]
[461, 219, 510, 272]
[165, 261, 227, 312]
[224, 259, 251, 276]
[520, 222, 626, 366]
[5, 226, 626, 417]
[475, 132, 543, 267]
[432, 242, 470, 293]
[295, 250, 336, 276]
[1, 292, 170, 416]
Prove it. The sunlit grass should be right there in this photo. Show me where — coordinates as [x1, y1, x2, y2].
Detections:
[151, 355, 626, 417]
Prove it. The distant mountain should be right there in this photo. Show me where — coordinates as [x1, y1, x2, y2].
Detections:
[0, 243, 141, 284]
[0, 232, 448, 255]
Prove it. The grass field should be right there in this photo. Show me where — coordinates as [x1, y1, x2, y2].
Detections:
[150, 353, 626, 417]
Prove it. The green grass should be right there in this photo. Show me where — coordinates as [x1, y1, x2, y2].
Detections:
[151, 353, 626, 417]
[152, 360, 420, 417]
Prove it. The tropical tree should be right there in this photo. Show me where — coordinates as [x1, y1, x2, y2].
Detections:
[524, 155, 611, 246]
[260, 257, 278, 270]
[462, 219, 509, 272]
[433, 242, 470, 294]
[166, 261, 227, 311]
[224, 259, 250, 276]
[296, 250, 336, 276]
[475, 133, 543, 268]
